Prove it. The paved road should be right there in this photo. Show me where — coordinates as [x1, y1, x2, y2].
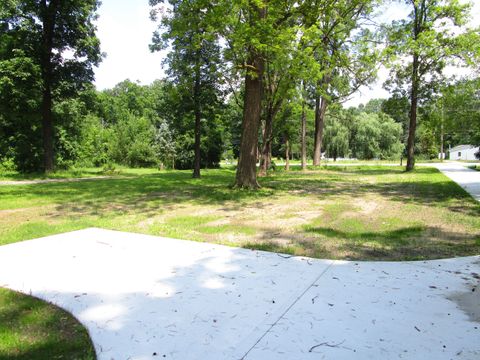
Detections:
[0, 176, 113, 186]
[429, 162, 480, 202]
[0, 228, 478, 360]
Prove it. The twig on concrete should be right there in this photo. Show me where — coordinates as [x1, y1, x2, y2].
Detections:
[309, 340, 346, 352]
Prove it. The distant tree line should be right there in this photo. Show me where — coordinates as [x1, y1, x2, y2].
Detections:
[1, 0, 479, 184]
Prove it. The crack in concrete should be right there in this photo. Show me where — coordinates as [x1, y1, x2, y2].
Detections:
[239, 260, 335, 360]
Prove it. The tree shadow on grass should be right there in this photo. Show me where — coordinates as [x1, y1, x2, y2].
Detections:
[318, 166, 408, 176]
[303, 225, 480, 260]
[0, 288, 96, 360]
[1, 170, 267, 216]
[281, 164, 411, 176]
[1, 166, 478, 222]
[242, 224, 480, 261]
[305, 225, 427, 243]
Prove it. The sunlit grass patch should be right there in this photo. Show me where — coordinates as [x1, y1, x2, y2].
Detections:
[165, 215, 217, 228]
[198, 224, 256, 236]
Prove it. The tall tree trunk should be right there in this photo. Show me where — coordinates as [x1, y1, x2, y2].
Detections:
[440, 118, 444, 161]
[259, 117, 266, 175]
[234, 53, 264, 188]
[40, 0, 59, 173]
[406, 4, 422, 172]
[313, 96, 327, 166]
[192, 61, 201, 178]
[285, 136, 290, 171]
[192, 104, 201, 178]
[259, 109, 274, 176]
[301, 86, 307, 171]
[406, 54, 419, 172]
[41, 79, 54, 172]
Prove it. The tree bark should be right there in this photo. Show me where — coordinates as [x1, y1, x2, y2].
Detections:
[234, 53, 264, 188]
[406, 60, 419, 171]
[41, 77, 54, 172]
[301, 86, 307, 171]
[440, 118, 444, 161]
[285, 136, 290, 171]
[259, 109, 274, 176]
[192, 103, 201, 178]
[406, 3, 423, 172]
[192, 60, 201, 178]
[40, 0, 59, 173]
[313, 96, 327, 166]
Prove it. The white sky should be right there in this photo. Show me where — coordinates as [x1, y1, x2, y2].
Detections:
[94, 0, 166, 90]
[93, 0, 479, 106]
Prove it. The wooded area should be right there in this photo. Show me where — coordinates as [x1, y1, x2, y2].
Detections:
[1, 0, 479, 187]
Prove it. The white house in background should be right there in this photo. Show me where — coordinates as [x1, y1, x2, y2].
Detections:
[449, 145, 479, 161]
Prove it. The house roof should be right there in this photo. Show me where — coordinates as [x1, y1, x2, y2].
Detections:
[450, 144, 477, 152]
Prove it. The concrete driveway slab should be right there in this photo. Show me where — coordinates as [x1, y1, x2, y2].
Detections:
[0, 228, 478, 359]
[244, 260, 480, 359]
[0, 228, 331, 360]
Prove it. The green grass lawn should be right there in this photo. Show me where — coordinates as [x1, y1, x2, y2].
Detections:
[1, 165, 479, 259]
[1, 165, 479, 358]
[269, 158, 446, 166]
[0, 167, 104, 181]
[0, 288, 96, 359]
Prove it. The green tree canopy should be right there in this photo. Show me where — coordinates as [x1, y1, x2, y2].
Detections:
[386, 0, 480, 170]
[0, 0, 102, 171]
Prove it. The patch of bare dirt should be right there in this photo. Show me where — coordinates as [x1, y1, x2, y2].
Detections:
[0, 208, 30, 217]
[0, 205, 59, 223]
[137, 216, 160, 230]
[205, 218, 232, 226]
[354, 199, 379, 215]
